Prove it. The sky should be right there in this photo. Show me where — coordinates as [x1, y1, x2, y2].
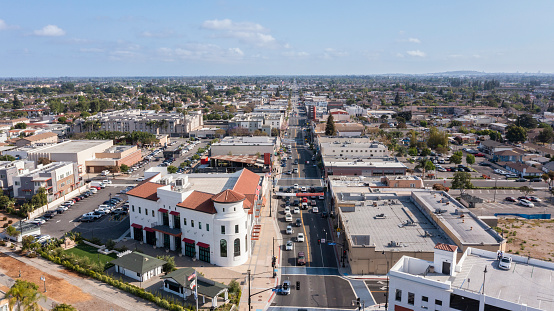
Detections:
[1, 1, 554, 77]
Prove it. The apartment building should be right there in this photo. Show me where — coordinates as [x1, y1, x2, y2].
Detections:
[15, 132, 58, 147]
[13, 161, 80, 201]
[0, 160, 35, 196]
[453, 106, 504, 116]
[229, 113, 284, 134]
[127, 168, 266, 267]
[72, 109, 204, 136]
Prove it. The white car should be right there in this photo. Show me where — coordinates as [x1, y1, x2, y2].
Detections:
[312, 206, 319, 213]
[498, 256, 512, 270]
[493, 169, 504, 174]
[135, 177, 145, 182]
[29, 218, 45, 225]
[64, 200, 74, 206]
[286, 241, 294, 251]
[293, 207, 300, 214]
[102, 179, 112, 184]
[293, 184, 299, 189]
[319, 196, 325, 200]
[285, 213, 293, 222]
[284, 207, 291, 214]
[286, 225, 293, 235]
[519, 199, 534, 207]
[297, 233, 305, 242]
[89, 188, 98, 194]
[301, 186, 307, 192]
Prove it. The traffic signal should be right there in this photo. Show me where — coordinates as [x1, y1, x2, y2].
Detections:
[296, 281, 300, 290]
[343, 250, 347, 256]
[272, 256, 276, 268]
[317, 239, 321, 245]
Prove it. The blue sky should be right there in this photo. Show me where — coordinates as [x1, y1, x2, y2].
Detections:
[1, 1, 553, 77]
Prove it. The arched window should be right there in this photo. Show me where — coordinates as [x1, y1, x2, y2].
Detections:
[234, 238, 241, 257]
[220, 239, 227, 257]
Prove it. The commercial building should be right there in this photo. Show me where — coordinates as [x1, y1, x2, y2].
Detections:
[329, 177, 504, 275]
[0, 160, 35, 196]
[72, 109, 204, 136]
[127, 168, 266, 267]
[210, 136, 279, 157]
[318, 137, 389, 158]
[110, 251, 166, 282]
[388, 244, 553, 311]
[85, 145, 143, 173]
[229, 113, 284, 134]
[324, 158, 407, 176]
[15, 132, 58, 147]
[13, 161, 80, 201]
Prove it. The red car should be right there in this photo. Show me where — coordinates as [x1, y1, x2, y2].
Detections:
[517, 196, 530, 201]
[505, 197, 517, 202]
[475, 153, 485, 157]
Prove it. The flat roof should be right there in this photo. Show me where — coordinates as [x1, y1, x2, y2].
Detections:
[324, 160, 407, 168]
[27, 140, 112, 154]
[397, 248, 554, 310]
[339, 195, 451, 251]
[185, 173, 240, 194]
[412, 191, 501, 245]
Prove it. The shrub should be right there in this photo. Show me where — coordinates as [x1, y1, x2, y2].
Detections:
[7, 220, 12, 224]
[2, 223, 7, 228]
[2, 216, 7, 221]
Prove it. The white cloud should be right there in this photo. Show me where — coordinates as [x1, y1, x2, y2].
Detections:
[202, 19, 266, 32]
[282, 51, 310, 58]
[323, 48, 348, 59]
[407, 38, 421, 43]
[80, 48, 104, 53]
[396, 53, 405, 58]
[157, 43, 245, 62]
[34, 25, 66, 37]
[140, 30, 174, 38]
[406, 50, 426, 57]
[0, 19, 7, 30]
[202, 19, 284, 49]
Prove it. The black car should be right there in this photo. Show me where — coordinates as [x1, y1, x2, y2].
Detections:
[478, 162, 491, 166]
[321, 211, 328, 218]
[531, 178, 542, 182]
[515, 178, 527, 182]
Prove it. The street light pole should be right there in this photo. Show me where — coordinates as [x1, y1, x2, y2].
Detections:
[247, 269, 251, 311]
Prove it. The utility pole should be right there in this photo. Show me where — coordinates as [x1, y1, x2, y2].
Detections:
[247, 269, 251, 311]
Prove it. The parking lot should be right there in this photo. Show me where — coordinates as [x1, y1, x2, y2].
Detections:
[38, 185, 131, 242]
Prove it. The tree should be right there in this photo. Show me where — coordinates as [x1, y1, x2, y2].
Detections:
[419, 120, 428, 127]
[325, 115, 336, 136]
[167, 165, 178, 174]
[517, 114, 538, 129]
[420, 148, 431, 157]
[396, 111, 412, 121]
[58, 117, 67, 124]
[427, 127, 449, 149]
[542, 171, 554, 189]
[7, 280, 46, 311]
[0, 155, 16, 161]
[519, 186, 534, 197]
[451, 172, 473, 193]
[21, 235, 36, 251]
[408, 147, 418, 156]
[14, 123, 27, 129]
[537, 127, 554, 144]
[37, 157, 52, 165]
[157, 255, 176, 274]
[466, 154, 475, 166]
[106, 165, 120, 175]
[120, 164, 129, 173]
[432, 184, 449, 192]
[506, 125, 527, 143]
[449, 120, 462, 128]
[53, 303, 78, 311]
[80, 111, 91, 119]
[450, 151, 463, 164]
[5, 225, 20, 239]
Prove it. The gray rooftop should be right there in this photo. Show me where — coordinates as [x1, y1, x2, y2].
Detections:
[412, 191, 502, 246]
[27, 140, 112, 154]
[161, 268, 228, 298]
[338, 195, 452, 251]
[110, 251, 166, 274]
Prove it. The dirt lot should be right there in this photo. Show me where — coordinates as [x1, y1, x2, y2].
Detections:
[0, 253, 127, 310]
[0, 212, 23, 230]
[497, 218, 554, 260]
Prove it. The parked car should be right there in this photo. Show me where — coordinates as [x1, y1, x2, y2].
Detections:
[319, 195, 325, 200]
[506, 174, 518, 179]
[479, 162, 491, 166]
[528, 196, 541, 202]
[64, 200, 74, 206]
[284, 207, 291, 214]
[498, 256, 512, 270]
[293, 207, 300, 214]
[135, 177, 145, 182]
[285, 213, 293, 222]
[80, 215, 96, 222]
[515, 178, 527, 182]
[505, 197, 517, 202]
[519, 199, 534, 207]
[531, 178, 542, 182]
[475, 153, 485, 157]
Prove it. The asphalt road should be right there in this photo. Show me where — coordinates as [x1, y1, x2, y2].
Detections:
[365, 280, 388, 305]
[272, 275, 356, 309]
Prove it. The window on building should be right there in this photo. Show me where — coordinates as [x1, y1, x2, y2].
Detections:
[408, 292, 415, 305]
[234, 238, 240, 256]
[15, 181, 20, 186]
[138, 207, 141, 214]
[395, 289, 402, 302]
[235, 224, 239, 233]
[183, 218, 187, 226]
[435, 299, 442, 306]
[132, 205, 135, 212]
[422, 296, 428, 302]
[220, 239, 227, 257]
[221, 225, 226, 234]
[191, 220, 194, 228]
[152, 210, 155, 217]
[145, 208, 148, 215]
[199, 222, 202, 229]
[206, 224, 210, 231]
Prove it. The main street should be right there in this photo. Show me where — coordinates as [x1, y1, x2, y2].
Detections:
[271, 95, 358, 309]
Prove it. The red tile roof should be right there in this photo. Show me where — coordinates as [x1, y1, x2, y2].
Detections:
[233, 169, 261, 212]
[126, 182, 164, 201]
[176, 191, 217, 214]
[212, 189, 246, 203]
[434, 243, 458, 252]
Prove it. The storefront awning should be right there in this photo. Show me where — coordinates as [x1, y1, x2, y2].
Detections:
[182, 238, 195, 244]
[197, 242, 210, 248]
[169, 211, 180, 216]
[158, 208, 168, 213]
[131, 223, 143, 229]
[144, 227, 154, 232]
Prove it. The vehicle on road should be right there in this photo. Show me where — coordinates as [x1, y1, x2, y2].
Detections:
[295, 218, 302, 227]
[301, 186, 306, 192]
[297, 233, 305, 242]
[90, 181, 105, 189]
[319, 195, 324, 200]
[505, 197, 517, 202]
[286, 241, 293, 251]
[519, 199, 534, 207]
[285, 213, 293, 222]
[531, 178, 542, 182]
[293, 207, 300, 214]
[312, 206, 319, 213]
[284, 207, 291, 214]
[498, 256, 512, 270]
[102, 179, 112, 184]
[293, 168, 298, 173]
[275, 281, 291, 295]
[515, 178, 527, 182]
[528, 196, 541, 202]
[135, 177, 145, 182]
[311, 200, 316, 206]
[505, 174, 518, 178]
[297, 252, 306, 265]
[286, 225, 293, 235]
[479, 162, 491, 166]
[293, 184, 299, 189]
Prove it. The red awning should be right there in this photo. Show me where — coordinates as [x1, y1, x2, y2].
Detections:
[197, 242, 210, 248]
[158, 208, 168, 213]
[131, 223, 143, 229]
[183, 238, 195, 244]
[169, 211, 180, 216]
[144, 227, 154, 232]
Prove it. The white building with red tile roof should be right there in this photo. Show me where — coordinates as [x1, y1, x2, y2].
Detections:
[127, 168, 265, 267]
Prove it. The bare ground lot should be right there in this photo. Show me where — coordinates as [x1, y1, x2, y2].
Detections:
[497, 218, 554, 261]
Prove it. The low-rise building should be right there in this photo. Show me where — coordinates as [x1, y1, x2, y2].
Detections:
[13, 161, 80, 201]
[127, 168, 265, 267]
[229, 112, 284, 134]
[325, 158, 407, 176]
[318, 137, 389, 158]
[388, 244, 554, 311]
[504, 162, 542, 177]
[0, 160, 35, 196]
[86, 145, 142, 173]
[161, 268, 229, 307]
[210, 136, 279, 157]
[15, 132, 58, 147]
[382, 176, 424, 189]
[110, 251, 166, 282]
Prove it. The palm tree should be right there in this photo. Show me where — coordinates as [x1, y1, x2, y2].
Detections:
[7, 280, 46, 311]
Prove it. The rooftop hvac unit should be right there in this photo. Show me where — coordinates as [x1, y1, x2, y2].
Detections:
[175, 178, 184, 186]
[388, 241, 400, 247]
[160, 178, 170, 186]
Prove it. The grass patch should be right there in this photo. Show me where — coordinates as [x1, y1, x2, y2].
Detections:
[64, 243, 117, 265]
